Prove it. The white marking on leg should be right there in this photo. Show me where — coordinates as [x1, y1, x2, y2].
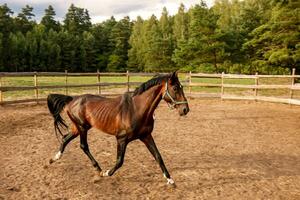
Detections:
[102, 170, 110, 177]
[164, 174, 175, 185]
[53, 151, 62, 161]
[167, 178, 175, 185]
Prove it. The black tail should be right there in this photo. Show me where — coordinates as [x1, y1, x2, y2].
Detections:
[47, 94, 73, 142]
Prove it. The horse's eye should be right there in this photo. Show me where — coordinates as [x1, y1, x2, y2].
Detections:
[173, 86, 178, 91]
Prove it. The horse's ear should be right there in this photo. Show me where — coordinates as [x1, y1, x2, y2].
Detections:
[170, 70, 179, 83]
[171, 70, 178, 79]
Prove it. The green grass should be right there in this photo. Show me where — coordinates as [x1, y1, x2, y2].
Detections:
[0, 75, 297, 101]
[189, 76, 293, 97]
[189, 77, 254, 94]
[1, 75, 154, 101]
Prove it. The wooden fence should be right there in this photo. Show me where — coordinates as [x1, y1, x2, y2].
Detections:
[188, 68, 300, 105]
[0, 69, 300, 106]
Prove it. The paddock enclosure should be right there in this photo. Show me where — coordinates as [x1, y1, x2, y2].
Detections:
[1, 99, 300, 199]
[1, 70, 300, 106]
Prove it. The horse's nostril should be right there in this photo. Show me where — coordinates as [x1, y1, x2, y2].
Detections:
[183, 108, 188, 114]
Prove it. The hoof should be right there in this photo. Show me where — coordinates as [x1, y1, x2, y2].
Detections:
[101, 170, 110, 177]
[167, 178, 175, 185]
[49, 151, 62, 164]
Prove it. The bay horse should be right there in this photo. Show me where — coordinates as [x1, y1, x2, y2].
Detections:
[47, 71, 189, 185]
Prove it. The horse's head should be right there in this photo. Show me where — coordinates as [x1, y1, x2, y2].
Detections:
[162, 71, 190, 116]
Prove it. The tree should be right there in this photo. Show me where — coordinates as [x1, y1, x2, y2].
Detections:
[0, 4, 14, 71]
[0, 33, 2, 71]
[173, 1, 226, 72]
[213, 0, 245, 68]
[9, 32, 26, 71]
[173, 3, 189, 46]
[0, 1, 298, 73]
[15, 5, 35, 34]
[41, 5, 59, 32]
[107, 54, 122, 72]
[81, 31, 96, 71]
[47, 29, 61, 71]
[159, 7, 175, 71]
[143, 15, 163, 72]
[91, 16, 117, 71]
[128, 16, 145, 71]
[109, 16, 131, 71]
[25, 31, 37, 71]
[64, 4, 92, 35]
[244, 0, 300, 73]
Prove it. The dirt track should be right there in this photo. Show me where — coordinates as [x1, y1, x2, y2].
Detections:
[1, 99, 300, 200]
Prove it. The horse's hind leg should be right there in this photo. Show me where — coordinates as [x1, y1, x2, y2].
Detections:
[80, 131, 102, 172]
[49, 132, 78, 164]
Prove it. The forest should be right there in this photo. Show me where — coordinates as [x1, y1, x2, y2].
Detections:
[0, 0, 299, 74]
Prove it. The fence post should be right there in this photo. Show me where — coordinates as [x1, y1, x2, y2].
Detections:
[255, 72, 259, 100]
[65, 70, 68, 95]
[189, 71, 192, 96]
[97, 69, 101, 95]
[34, 72, 38, 104]
[221, 72, 224, 100]
[127, 70, 130, 92]
[0, 76, 2, 104]
[290, 68, 295, 103]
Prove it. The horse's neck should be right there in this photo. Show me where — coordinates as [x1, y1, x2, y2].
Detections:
[133, 85, 163, 120]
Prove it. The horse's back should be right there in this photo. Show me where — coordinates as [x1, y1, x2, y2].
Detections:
[85, 93, 134, 134]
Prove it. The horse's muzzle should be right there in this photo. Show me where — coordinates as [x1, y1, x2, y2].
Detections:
[179, 104, 189, 116]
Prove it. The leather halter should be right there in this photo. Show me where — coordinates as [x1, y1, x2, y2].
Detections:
[162, 81, 188, 109]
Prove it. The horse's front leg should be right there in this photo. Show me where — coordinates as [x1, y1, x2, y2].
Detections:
[103, 131, 128, 176]
[140, 134, 175, 185]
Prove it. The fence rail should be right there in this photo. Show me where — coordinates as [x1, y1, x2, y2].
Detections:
[0, 69, 299, 106]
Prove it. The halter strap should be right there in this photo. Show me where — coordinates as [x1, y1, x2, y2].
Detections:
[162, 82, 188, 109]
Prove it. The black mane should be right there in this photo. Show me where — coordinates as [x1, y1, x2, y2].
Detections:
[132, 74, 170, 96]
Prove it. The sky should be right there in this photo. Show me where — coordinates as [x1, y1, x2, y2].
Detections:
[1, 0, 215, 23]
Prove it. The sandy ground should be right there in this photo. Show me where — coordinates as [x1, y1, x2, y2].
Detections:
[0, 99, 300, 200]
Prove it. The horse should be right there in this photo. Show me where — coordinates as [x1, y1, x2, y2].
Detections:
[47, 71, 189, 185]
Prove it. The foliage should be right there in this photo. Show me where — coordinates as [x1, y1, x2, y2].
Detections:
[0, 1, 299, 74]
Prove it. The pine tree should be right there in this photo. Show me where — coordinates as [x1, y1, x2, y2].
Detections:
[91, 16, 117, 71]
[159, 7, 175, 71]
[15, 5, 35, 34]
[240, 0, 272, 73]
[91, 24, 108, 71]
[108, 16, 131, 71]
[25, 31, 38, 71]
[0, 4, 14, 71]
[0, 33, 2, 71]
[143, 15, 163, 72]
[244, 0, 300, 73]
[47, 29, 61, 71]
[64, 4, 91, 35]
[173, 3, 189, 47]
[173, 2, 226, 72]
[9, 32, 26, 71]
[0, 1, 298, 73]
[41, 5, 59, 32]
[81, 31, 96, 71]
[128, 16, 145, 71]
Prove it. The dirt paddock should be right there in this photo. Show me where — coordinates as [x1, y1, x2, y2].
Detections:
[0, 99, 300, 199]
